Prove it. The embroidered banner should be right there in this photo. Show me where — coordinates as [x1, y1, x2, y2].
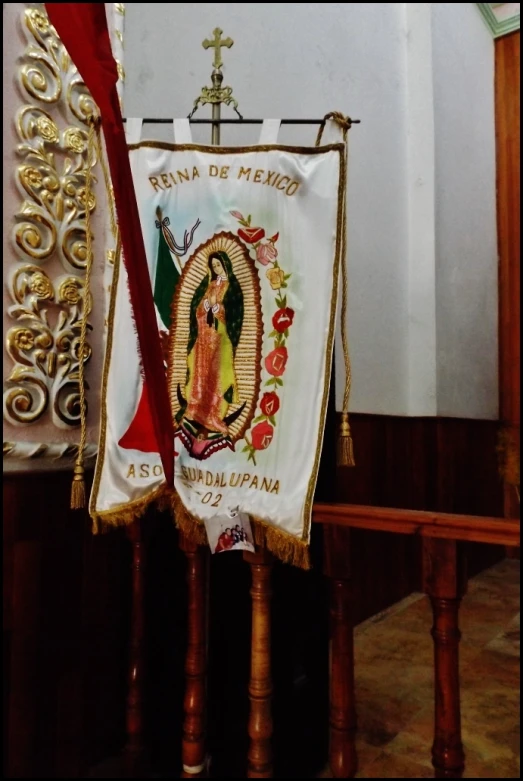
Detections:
[91, 136, 346, 566]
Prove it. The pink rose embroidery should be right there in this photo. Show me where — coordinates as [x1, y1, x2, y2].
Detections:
[256, 242, 278, 265]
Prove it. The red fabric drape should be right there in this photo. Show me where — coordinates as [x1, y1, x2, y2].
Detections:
[45, 3, 174, 486]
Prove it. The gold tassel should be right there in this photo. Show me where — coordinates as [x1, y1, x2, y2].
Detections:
[70, 116, 97, 510]
[317, 112, 356, 469]
[337, 412, 355, 467]
[70, 464, 86, 509]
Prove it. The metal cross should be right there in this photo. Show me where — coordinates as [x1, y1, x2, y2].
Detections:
[202, 27, 233, 70]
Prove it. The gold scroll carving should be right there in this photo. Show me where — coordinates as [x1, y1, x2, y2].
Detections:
[3, 4, 125, 433]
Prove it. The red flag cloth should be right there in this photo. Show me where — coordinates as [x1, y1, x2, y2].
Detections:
[45, 3, 174, 487]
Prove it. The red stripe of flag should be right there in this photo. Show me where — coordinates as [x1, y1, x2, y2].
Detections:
[45, 3, 174, 487]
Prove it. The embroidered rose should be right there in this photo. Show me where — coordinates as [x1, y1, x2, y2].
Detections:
[272, 307, 295, 333]
[265, 346, 288, 377]
[238, 226, 265, 244]
[30, 272, 53, 300]
[14, 329, 35, 351]
[251, 421, 274, 451]
[260, 392, 280, 417]
[266, 267, 285, 290]
[230, 210, 245, 221]
[36, 116, 59, 143]
[256, 242, 278, 266]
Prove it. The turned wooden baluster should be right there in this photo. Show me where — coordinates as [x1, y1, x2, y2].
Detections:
[180, 533, 208, 779]
[423, 538, 467, 779]
[124, 520, 146, 775]
[244, 549, 274, 778]
[324, 525, 358, 778]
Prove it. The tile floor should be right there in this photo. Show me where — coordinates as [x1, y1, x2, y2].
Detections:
[321, 559, 520, 779]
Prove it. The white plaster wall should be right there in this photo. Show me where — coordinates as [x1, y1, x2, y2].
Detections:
[432, 3, 498, 419]
[123, 2, 499, 419]
[124, 2, 411, 416]
[404, 3, 438, 416]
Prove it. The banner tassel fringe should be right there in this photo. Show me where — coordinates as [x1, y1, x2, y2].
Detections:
[337, 412, 356, 468]
[91, 487, 311, 568]
[91, 485, 168, 535]
[170, 492, 311, 569]
[70, 465, 86, 509]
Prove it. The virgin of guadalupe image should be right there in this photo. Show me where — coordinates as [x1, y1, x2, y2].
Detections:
[175, 250, 246, 459]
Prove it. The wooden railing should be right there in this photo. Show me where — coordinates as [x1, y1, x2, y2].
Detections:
[124, 505, 519, 778]
[315, 505, 519, 779]
[314, 503, 521, 546]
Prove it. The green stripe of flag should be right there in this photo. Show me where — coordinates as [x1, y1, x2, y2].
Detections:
[154, 225, 180, 329]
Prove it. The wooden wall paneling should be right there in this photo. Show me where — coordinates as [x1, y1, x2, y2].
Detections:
[334, 414, 504, 622]
[81, 514, 129, 770]
[142, 510, 186, 776]
[496, 31, 521, 522]
[123, 520, 146, 775]
[3, 472, 131, 778]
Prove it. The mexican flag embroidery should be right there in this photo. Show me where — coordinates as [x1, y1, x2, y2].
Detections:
[91, 134, 347, 567]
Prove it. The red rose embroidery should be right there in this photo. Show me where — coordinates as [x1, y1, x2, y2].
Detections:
[251, 421, 274, 450]
[272, 307, 295, 333]
[260, 392, 280, 417]
[238, 226, 265, 244]
[265, 346, 288, 377]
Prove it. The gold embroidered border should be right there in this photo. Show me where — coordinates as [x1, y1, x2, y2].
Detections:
[89, 236, 122, 520]
[127, 141, 345, 155]
[303, 145, 346, 540]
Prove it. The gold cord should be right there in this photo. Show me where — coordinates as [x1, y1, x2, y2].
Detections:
[70, 116, 97, 509]
[317, 112, 355, 467]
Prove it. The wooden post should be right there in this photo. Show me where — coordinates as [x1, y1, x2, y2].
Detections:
[323, 525, 358, 778]
[123, 520, 146, 775]
[180, 533, 208, 779]
[244, 549, 273, 778]
[495, 32, 520, 537]
[423, 538, 467, 779]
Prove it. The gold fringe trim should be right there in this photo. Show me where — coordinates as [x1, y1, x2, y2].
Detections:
[91, 484, 168, 535]
[92, 486, 311, 568]
[251, 517, 311, 569]
[165, 491, 311, 569]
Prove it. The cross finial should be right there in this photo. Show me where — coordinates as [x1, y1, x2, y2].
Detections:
[202, 28, 233, 70]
